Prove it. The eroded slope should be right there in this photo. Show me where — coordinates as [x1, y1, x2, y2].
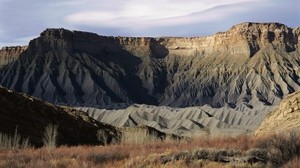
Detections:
[78, 104, 273, 136]
[0, 86, 119, 146]
[0, 22, 299, 111]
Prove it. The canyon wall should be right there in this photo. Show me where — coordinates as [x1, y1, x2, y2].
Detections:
[0, 22, 299, 110]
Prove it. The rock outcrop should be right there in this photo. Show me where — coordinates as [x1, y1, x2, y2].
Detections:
[0, 86, 119, 146]
[255, 91, 300, 136]
[0, 22, 299, 111]
[0, 46, 27, 68]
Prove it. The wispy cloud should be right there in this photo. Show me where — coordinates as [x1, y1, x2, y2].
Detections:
[0, 0, 299, 47]
[64, 0, 260, 28]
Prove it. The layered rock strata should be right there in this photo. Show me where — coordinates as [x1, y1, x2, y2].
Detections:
[0, 46, 27, 68]
[256, 91, 300, 136]
[0, 23, 299, 110]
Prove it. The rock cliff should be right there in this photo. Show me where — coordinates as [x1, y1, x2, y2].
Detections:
[255, 90, 300, 136]
[0, 46, 27, 68]
[0, 22, 299, 110]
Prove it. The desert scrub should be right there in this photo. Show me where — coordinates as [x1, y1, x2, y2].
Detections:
[0, 128, 30, 150]
[160, 148, 241, 164]
[43, 124, 58, 148]
[96, 130, 108, 145]
[244, 148, 268, 163]
[256, 130, 300, 167]
[120, 127, 159, 144]
[87, 151, 129, 165]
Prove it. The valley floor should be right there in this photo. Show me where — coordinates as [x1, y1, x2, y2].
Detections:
[1, 133, 300, 168]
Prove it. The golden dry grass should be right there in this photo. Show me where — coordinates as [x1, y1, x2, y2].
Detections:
[0, 135, 265, 168]
[283, 157, 300, 168]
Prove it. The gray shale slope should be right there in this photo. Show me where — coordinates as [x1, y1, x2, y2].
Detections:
[1, 22, 300, 135]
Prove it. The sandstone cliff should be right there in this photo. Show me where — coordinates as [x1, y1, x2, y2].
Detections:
[0, 46, 27, 68]
[0, 22, 299, 110]
[255, 91, 300, 136]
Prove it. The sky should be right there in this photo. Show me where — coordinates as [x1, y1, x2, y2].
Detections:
[0, 0, 299, 47]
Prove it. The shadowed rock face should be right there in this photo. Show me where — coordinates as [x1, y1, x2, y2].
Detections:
[0, 86, 120, 146]
[0, 22, 299, 111]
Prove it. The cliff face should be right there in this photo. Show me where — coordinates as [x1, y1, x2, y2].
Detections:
[255, 90, 300, 136]
[0, 46, 27, 68]
[0, 22, 299, 110]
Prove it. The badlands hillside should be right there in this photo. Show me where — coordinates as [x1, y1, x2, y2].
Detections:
[0, 22, 299, 109]
[0, 86, 119, 146]
[78, 104, 266, 136]
[0, 22, 300, 135]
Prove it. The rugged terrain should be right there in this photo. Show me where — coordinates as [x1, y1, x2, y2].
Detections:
[1, 22, 299, 109]
[0, 86, 119, 146]
[0, 22, 300, 135]
[0, 46, 27, 68]
[78, 104, 271, 136]
[256, 90, 300, 136]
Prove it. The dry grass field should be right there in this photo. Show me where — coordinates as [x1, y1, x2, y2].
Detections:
[1, 129, 300, 168]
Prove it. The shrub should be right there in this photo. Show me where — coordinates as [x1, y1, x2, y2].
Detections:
[192, 148, 209, 160]
[120, 127, 158, 144]
[87, 151, 129, 165]
[245, 148, 268, 163]
[43, 124, 58, 148]
[207, 149, 240, 162]
[256, 130, 300, 167]
[96, 130, 108, 145]
[161, 148, 241, 164]
[0, 128, 30, 150]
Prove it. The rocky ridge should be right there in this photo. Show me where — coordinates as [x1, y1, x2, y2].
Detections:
[0, 46, 27, 68]
[255, 90, 300, 136]
[78, 104, 272, 136]
[0, 22, 300, 135]
[0, 22, 299, 110]
[0, 86, 119, 146]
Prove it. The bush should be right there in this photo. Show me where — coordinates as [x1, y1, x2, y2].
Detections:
[96, 130, 108, 145]
[120, 127, 158, 144]
[207, 149, 240, 162]
[161, 148, 241, 164]
[245, 148, 268, 163]
[256, 130, 300, 167]
[87, 152, 129, 165]
[192, 148, 209, 160]
[0, 128, 30, 150]
[43, 124, 58, 148]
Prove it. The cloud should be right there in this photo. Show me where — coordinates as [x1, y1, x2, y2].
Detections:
[0, 0, 299, 47]
[64, 0, 260, 28]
